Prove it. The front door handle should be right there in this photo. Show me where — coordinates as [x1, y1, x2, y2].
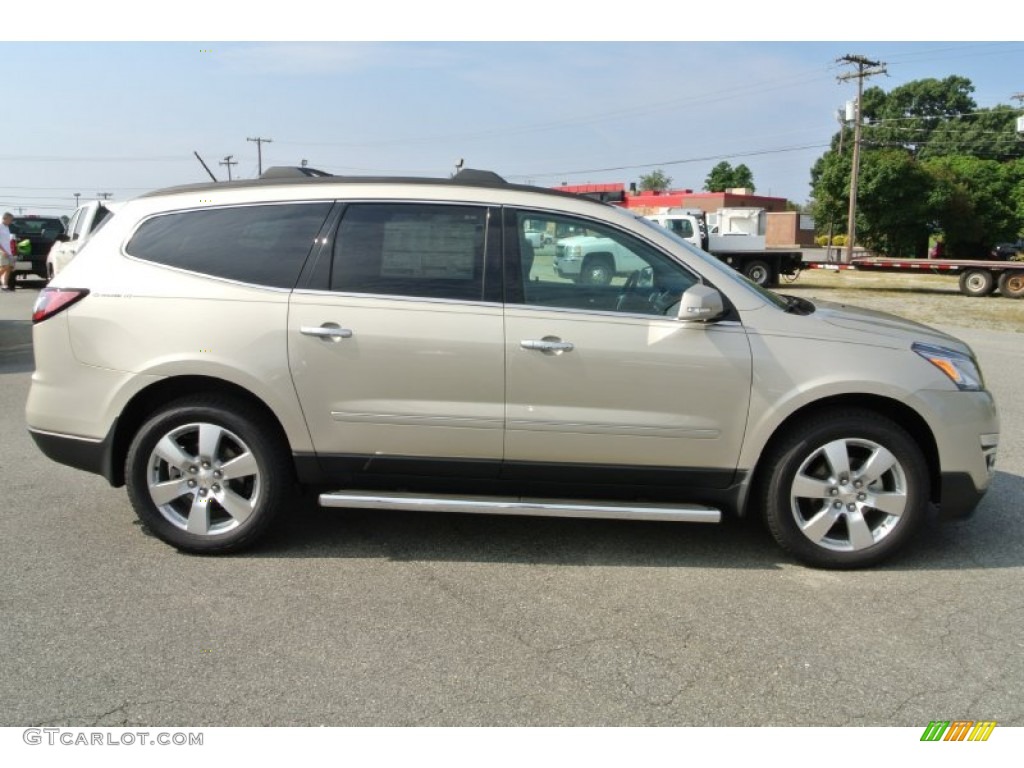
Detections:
[301, 324, 353, 341]
[520, 337, 574, 354]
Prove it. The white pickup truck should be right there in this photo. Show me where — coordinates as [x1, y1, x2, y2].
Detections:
[47, 200, 123, 279]
[645, 210, 803, 287]
[553, 234, 648, 284]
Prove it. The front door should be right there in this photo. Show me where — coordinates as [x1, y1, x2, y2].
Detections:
[503, 209, 752, 485]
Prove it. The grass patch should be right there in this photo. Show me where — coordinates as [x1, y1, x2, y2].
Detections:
[777, 269, 1024, 333]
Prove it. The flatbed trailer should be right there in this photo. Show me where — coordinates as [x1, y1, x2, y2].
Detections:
[714, 250, 803, 288]
[805, 257, 1024, 298]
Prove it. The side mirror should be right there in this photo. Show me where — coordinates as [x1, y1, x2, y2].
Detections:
[677, 284, 724, 322]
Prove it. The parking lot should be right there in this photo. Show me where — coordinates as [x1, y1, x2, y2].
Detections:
[1, 277, 1022, 727]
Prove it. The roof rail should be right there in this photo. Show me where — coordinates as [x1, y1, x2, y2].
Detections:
[260, 166, 334, 179]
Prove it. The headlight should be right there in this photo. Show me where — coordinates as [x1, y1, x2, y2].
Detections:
[913, 342, 984, 391]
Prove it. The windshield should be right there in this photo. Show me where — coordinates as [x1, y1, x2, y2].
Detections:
[632, 214, 792, 311]
[11, 218, 66, 237]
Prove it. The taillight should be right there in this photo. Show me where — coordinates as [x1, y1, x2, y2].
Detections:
[32, 288, 89, 324]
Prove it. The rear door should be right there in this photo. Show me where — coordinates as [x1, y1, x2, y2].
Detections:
[288, 202, 506, 477]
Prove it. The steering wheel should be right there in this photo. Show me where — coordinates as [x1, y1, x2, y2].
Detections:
[615, 270, 642, 312]
[616, 269, 676, 314]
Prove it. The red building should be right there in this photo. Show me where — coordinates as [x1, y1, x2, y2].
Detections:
[552, 183, 814, 248]
[554, 183, 789, 214]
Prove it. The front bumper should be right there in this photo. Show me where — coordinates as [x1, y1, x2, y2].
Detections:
[912, 388, 998, 519]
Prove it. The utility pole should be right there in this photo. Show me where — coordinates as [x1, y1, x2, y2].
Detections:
[73, 193, 81, 208]
[97, 192, 112, 200]
[219, 154, 238, 181]
[825, 106, 848, 262]
[247, 136, 272, 176]
[837, 55, 886, 263]
[193, 151, 219, 182]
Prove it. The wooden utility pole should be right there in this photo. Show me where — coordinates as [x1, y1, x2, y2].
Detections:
[837, 55, 886, 263]
[219, 155, 238, 181]
[825, 107, 848, 262]
[247, 137, 273, 176]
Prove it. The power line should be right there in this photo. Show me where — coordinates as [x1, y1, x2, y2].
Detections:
[506, 142, 830, 180]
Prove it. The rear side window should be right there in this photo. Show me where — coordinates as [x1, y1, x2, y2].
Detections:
[126, 203, 332, 288]
[331, 203, 493, 301]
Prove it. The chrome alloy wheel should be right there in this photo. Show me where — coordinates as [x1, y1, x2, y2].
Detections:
[789, 438, 908, 553]
[146, 422, 261, 536]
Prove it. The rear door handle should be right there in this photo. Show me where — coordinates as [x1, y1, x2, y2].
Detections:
[520, 338, 574, 354]
[301, 324, 353, 340]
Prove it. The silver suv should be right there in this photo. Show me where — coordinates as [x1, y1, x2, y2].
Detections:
[27, 168, 999, 568]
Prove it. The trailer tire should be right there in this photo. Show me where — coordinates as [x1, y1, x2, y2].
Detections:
[959, 269, 995, 297]
[744, 260, 772, 287]
[998, 271, 1024, 299]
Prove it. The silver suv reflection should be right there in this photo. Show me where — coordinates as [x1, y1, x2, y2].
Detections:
[27, 168, 999, 568]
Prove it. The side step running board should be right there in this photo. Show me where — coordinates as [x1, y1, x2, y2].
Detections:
[319, 491, 721, 524]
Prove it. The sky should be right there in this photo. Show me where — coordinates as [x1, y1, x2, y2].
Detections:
[3, 4, 1021, 215]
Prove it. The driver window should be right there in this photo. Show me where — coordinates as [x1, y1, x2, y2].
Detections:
[512, 211, 698, 316]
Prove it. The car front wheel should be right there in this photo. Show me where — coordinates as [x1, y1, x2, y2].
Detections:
[761, 410, 929, 569]
[125, 396, 292, 553]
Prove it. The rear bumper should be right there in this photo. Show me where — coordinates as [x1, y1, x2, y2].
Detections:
[15, 255, 47, 277]
[29, 424, 119, 484]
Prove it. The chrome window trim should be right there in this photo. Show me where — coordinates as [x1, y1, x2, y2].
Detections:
[290, 288, 502, 309]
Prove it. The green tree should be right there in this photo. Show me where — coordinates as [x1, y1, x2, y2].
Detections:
[731, 163, 755, 191]
[855, 149, 934, 257]
[704, 161, 756, 192]
[924, 155, 1023, 257]
[638, 169, 672, 192]
[809, 75, 1024, 256]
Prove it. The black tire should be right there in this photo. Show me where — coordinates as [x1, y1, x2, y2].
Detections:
[760, 409, 929, 569]
[997, 270, 1024, 299]
[125, 395, 293, 553]
[744, 260, 772, 287]
[580, 254, 614, 286]
[959, 269, 995, 297]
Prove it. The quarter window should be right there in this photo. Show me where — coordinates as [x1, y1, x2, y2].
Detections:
[125, 203, 333, 288]
[330, 204, 492, 302]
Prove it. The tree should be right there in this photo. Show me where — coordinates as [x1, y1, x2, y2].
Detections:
[808, 75, 1024, 256]
[924, 155, 1023, 257]
[704, 161, 756, 192]
[731, 164, 755, 191]
[638, 169, 672, 192]
[855, 149, 934, 258]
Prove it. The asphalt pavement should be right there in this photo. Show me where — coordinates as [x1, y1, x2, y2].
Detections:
[1, 279, 1022, 726]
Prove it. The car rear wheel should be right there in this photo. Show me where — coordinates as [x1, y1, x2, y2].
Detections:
[125, 396, 292, 553]
[761, 410, 929, 569]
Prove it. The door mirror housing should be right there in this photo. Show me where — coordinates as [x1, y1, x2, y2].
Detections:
[677, 284, 724, 322]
